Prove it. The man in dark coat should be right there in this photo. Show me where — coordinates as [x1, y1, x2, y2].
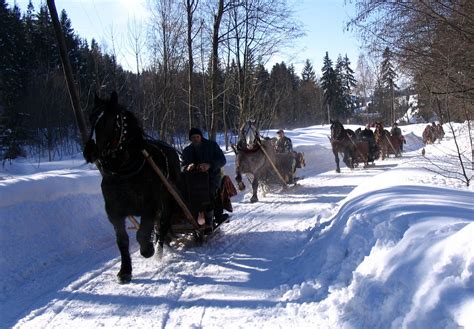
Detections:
[390, 122, 404, 151]
[275, 129, 296, 183]
[275, 129, 293, 153]
[182, 128, 227, 225]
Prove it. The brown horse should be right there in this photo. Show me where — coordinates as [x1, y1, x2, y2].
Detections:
[422, 124, 436, 144]
[330, 120, 356, 173]
[435, 124, 445, 141]
[351, 140, 370, 168]
[374, 123, 401, 159]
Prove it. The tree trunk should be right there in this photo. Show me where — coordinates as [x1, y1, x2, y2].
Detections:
[210, 0, 224, 141]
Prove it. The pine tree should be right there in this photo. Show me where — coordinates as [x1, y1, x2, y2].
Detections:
[340, 54, 357, 115]
[321, 52, 346, 121]
[301, 59, 316, 83]
[300, 59, 322, 123]
[380, 47, 398, 123]
[0, 0, 29, 160]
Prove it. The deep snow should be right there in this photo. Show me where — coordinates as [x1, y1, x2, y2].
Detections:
[0, 123, 472, 329]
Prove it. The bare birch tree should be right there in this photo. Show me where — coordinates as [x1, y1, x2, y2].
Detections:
[226, 0, 303, 131]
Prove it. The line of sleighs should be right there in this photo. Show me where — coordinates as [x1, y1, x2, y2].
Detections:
[331, 121, 445, 170]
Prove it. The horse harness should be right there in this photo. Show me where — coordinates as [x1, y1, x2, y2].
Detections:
[88, 108, 170, 179]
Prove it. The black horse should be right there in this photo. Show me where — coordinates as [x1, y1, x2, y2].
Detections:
[330, 120, 356, 173]
[83, 92, 181, 283]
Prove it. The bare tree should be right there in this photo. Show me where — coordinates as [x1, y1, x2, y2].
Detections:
[127, 16, 147, 119]
[348, 0, 473, 185]
[348, 0, 473, 120]
[148, 0, 186, 142]
[226, 0, 303, 130]
[184, 0, 200, 129]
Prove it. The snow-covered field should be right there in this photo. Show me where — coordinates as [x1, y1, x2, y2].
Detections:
[1, 123, 472, 329]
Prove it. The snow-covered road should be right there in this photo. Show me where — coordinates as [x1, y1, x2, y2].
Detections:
[1, 123, 472, 328]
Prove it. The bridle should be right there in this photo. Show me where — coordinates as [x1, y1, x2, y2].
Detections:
[330, 121, 346, 142]
[241, 121, 260, 150]
[88, 107, 146, 178]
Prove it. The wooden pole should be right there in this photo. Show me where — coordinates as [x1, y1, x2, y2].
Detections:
[49, 1, 146, 230]
[47, 0, 88, 145]
[142, 150, 199, 229]
[256, 140, 288, 188]
[384, 134, 398, 155]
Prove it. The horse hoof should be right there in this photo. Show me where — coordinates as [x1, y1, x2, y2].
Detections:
[238, 182, 245, 191]
[250, 196, 258, 203]
[140, 243, 155, 258]
[117, 272, 132, 284]
[336, 169, 341, 173]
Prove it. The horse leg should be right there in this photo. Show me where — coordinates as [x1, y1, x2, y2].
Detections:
[111, 217, 132, 283]
[154, 210, 170, 259]
[235, 171, 245, 191]
[343, 151, 354, 170]
[136, 215, 155, 259]
[333, 150, 341, 173]
[250, 176, 259, 203]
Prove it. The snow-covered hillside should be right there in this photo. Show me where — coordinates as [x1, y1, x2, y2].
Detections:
[0, 123, 472, 328]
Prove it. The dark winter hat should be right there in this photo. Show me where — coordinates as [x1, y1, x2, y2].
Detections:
[189, 127, 203, 140]
[277, 129, 284, 134]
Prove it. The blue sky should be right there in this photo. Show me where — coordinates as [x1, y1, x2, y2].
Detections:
[8, 0, 361, 76]
[291, 0, 361, 75]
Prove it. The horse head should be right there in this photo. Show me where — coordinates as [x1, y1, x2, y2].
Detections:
[374, 122, 384, 133]
[330, 119, 345, 141]
[239, 120, 260, 150]
[84, 92, 144, 175]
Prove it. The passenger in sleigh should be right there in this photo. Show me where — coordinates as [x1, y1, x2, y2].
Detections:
[274, 129, 297, 184]
[390, 122, 405, 152]
[360, 124, 378, 161]
[181, 128, 229, 229]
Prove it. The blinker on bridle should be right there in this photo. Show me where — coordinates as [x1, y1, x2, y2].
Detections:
[90, 108, 129, 158]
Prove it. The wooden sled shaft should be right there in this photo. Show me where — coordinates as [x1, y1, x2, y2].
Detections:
[142, 149, 200, 230]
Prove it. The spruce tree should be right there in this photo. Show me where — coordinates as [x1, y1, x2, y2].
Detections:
[340, 54, 357, 116]
[322, 52, 347, 121]
[301, 59, 316, 83]
[300, 59, 321, 123]
[380, 47, 398, 124]
[0, 1, 29, 160]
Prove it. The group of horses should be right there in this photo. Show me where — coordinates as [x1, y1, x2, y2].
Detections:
[84, 92, 409, 284]
[330, 120, 403, 173]
[422, 123, 445, 144]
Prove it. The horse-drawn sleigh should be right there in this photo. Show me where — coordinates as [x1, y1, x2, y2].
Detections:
[83, 92, 235, 283]
[233, 121, 305, 203]
[329, 120, 404, 173]
[374, 122, 402, 159]
[330, 120, 377, 172]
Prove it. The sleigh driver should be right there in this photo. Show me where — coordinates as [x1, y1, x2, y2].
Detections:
[274, 129, 299, 184]
[181, 128, 233, 230]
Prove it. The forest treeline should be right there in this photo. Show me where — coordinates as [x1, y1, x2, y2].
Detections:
[0, 0, 472, 162]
